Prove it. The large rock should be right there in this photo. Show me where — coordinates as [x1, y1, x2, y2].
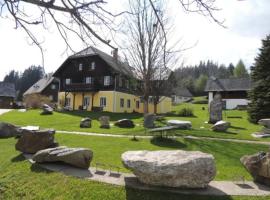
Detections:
[115, 119, 135, 128]
[209, 93, 223, 124]
[241, 152, 270, 186]
[122, 150, 216, 188]
[41, 104, 53, 115]
[143, 114, 156, 128]
[99, 116, 110, 128]
[80, 117, 91, 128]
[211, 120, 230, 132]
[167, 120, 191, 129]
[0, 122, 21, 138]
[33, 146, 93, 169]
[15, 129, 58, 153]
[258, 119, 270, 128]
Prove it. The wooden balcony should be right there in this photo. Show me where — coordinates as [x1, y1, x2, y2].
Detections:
[63, 83, 97, 92]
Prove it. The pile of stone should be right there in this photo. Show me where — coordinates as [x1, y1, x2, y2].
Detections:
[252, 119, 270, 138]
[114, 119, 134, 128]
[211, 121, 230, 132]
[143, 114, 156, 128]
[122, 150, 216, 188]
[80, 117, 92, 128]
[167, 120, 192, 129]
[99, 116, 110, 128]
[241, 151, 270, 186]
[41, 104, 53, 115]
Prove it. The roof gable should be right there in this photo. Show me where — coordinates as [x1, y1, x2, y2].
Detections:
[0, 82, 16, 98]
[172, 87, 193, 97]
[205, 78, 251, 92]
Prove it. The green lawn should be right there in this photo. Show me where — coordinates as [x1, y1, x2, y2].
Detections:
[0, 102, 264, 141]
[0, 133, 269, 199]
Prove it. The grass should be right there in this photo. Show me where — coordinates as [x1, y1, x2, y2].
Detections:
[0, 133, 269, 199]
[0, 102, 264, 141]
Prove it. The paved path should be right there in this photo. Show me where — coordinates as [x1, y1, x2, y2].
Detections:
[0, 109, 12, 115]
[24, 154, 270, 196]
[57, 130, 270, 145]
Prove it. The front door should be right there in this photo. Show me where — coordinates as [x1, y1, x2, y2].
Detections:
[83, 96, 90, 110]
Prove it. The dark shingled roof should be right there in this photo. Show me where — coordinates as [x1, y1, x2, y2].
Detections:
[0, 82, 16, 98]
[23, 75, 57, 96]
[55, 46, 134, 77]
[205, 78, 251, 92]
[172, 87, 193, 97]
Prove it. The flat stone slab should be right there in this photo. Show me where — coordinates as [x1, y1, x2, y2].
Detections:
[23, 153, 270, 196]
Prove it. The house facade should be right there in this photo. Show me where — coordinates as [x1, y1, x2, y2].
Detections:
[23, 75, 59, 103]
[205, 77, 251, 109]
[171, 87, 193, 104]
[0, 82, 16, 108]
[54, 46, 171, 113]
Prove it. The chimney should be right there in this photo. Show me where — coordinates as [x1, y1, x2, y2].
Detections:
[112, 48, 118, 61]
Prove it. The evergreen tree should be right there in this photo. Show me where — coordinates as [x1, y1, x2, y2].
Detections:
[228, 63, 235, 77]
[233, 59, 249, 78]
[248, 35, 270, 123]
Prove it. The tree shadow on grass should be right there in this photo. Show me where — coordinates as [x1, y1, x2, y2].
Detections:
[150, 137, 187, 149]
[11, 153, 26, 162]
[230, 125, 247, 130]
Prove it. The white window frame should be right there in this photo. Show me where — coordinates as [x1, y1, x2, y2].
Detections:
[104, 76, 111, 86]
[85, 77, 93, 84]
[100, 97, 106, 107]
[51, 84, 56, 90]
[91, 62, 95, 70]
[65, 78, 71, 85]
[127, 99, 131, 108]
[79, 63, 83, 71]
[126, 80, 129, 89]
[120, 98, 124, 108]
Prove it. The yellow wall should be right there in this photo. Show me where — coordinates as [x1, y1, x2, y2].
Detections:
[58, 91, 172, 114]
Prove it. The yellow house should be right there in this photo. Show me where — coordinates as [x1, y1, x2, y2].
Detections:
[54, 46, 172, 114]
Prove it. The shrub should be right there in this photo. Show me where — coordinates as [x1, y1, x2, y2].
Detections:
[178, 108, 194, 117]
[192, 99, 208, 104]
[24, 94, 52, 109]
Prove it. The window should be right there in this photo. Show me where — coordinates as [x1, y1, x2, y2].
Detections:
[90, 62, 95, 70]
[65, 78, 71, 85]
[120, 98, 124, 108]
[127, 99, 131, 108]
[126, 80, 129, 89]
[136, 101, 140, 109]
[65, 97, 71, 106]
[85, 77, 93, 84]
[79, 63, 83, 71]
[49, 95, 54, 101]
[83, 97, 90, 109]
[119, 77, 123, 87]
[100, 97, 106, 107]
[104, 76, 111, 86]
[51, 84, 56, 90]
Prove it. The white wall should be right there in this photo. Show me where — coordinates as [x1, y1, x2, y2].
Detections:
[173, 96, 192, 104]
[224, 99, 250, 109]
[208, 92, 214, 105]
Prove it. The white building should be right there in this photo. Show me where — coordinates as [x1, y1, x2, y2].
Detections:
[205, 77, 251, 110]
[172, 87, 193, 104]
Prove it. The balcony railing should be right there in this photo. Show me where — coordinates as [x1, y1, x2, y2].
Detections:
[63, 83, 95, 91]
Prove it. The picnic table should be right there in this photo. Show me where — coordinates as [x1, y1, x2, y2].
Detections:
[148, 126, 179, 138]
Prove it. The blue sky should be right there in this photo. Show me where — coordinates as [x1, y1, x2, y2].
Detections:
[0, 0, 269, 80]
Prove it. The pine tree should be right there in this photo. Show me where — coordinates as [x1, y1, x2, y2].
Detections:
[248, 35, 270, 123]
[233, 59, 249, 78]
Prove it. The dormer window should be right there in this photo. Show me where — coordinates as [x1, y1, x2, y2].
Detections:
[90, 62, 95, 70]
[85, 77, 93, 84]
[79, 63, 83, 71]
[65, 78, 71, 85]
[104, 76, 111, 86]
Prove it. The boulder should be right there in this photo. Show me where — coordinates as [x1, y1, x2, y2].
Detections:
[211, 121, 230, 132]
[114, 119, 135, 128]
[41, 104, 53, 115]
[80, 117, 91, 128]
[143, 114, 156, 128]
[99, 116, 110, 128]
[258, 119, 270, 128]
[0, 122, 21, 138]
[167, 120, 192, 129]
[33, 146, 93, 169]
[241, 152, 270, 186]
[15, 129, 58, 153]
[122, 150, 216, 188]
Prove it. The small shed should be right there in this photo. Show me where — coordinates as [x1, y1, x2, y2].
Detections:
[205, 77, 251, 109]
[0, 82, 16, 108]
[172, 87, 193, 104]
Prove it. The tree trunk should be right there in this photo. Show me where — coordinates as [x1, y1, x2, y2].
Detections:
[143, 99, 149, 114]
[154, 103, 157, 114]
